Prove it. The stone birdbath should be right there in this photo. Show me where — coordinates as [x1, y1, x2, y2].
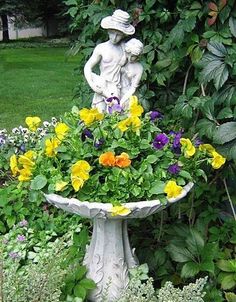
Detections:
[45, 182, 193, 301]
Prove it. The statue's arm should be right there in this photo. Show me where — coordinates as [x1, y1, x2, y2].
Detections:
[120, 64, 143, 106]
[84, 46, 103, 94]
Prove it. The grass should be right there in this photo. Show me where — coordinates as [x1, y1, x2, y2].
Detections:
[0, 47, 84, 130]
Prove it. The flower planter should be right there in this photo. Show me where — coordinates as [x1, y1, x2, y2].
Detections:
[45, 182, 193, 302]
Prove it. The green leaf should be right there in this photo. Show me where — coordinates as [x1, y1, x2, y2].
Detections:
[149, 181, 165, 195]
[217, 260, 236, 272]
[221, 274, 236, 290]
[65, 0, 78, 5]
[166, 244, 194, 263]
[7, 216, 16, 228]
[146, 155, 158, 164]
[79, 278, 96, 290]
[181, 262, 200, 278]
[186, 229, 205, 256]
[229, 17, 236, 38]
[213, 122, 236, 144]
[199, 261, 215, 274]
[179, 170, 192, 180]
[207, 41, 227, 57]
[217, 107, 233, 119]
[73, 284, 87, 299]
[30, 175, 47, 190]
[225, 292, 236, 302]
[75, 266, 87, 280]
[214, 64, 229, 90]
[0, 189, 8, 207]
[155, 59, 172, 71]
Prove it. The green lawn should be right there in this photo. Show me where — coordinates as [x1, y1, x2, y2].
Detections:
[0, 47, 83, 130]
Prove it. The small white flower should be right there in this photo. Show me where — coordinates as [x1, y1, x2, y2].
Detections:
[21, 128, 29, 134]
[43, 121, 50, 127]
[12, 128, 20, 134]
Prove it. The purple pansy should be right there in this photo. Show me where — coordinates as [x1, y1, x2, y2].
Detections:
[153, 133, 169, 149]
[9, 251, 20, 259]
[150, 111, 163, 121]
[17, 235, 26, 242]
[108, 104, 123, 114]
[168, 163, 181, 175]
[169, 131, 182, 154]
[19, 219, 28, 227]
[82, 128, 94, 141]
[94, 138, 105, 149]
[106, 97, 123, 114]
[194, 138, 203, 147]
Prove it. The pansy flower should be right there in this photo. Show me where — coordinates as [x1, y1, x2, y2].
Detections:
[45, 137, 60, 157]
[180, 138, 195, 157]
[79, 108, 104, 126]
[55, 122, 69, 141]
[210, 151, 226, 169]
[164, 180, 183, 199]
[150, 111, 163, 121]
[153, 133, 169, 150]
[99, 152, 116, 167]
[115, 152, 131, 168]
[25, 116, 41, 132]
[168, 163, 181, 175]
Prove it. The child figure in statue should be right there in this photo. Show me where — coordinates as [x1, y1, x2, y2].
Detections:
[84, 9, 135, 112]
[120, 38, 144, 110]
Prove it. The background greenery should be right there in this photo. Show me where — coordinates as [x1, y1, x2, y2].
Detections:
[0, 46, 81, 130]
[1, 0, 236, 301]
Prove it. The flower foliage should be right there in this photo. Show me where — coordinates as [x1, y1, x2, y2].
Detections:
[9, 97, 226, 204]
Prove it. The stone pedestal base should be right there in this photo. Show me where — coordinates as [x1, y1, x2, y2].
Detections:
[84, 219, 137, 301]
[45, 182, 193, 302]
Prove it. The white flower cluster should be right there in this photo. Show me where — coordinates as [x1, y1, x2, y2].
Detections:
[0, 117, 58, 151]
[157, 277, 208, 302]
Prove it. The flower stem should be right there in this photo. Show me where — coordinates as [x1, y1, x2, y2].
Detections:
[183, 65, 192, 95]
[223, 178, 236, 221]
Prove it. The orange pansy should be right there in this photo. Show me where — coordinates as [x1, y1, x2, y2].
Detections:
[99, 152, 116, 167]
[115, 153, 131, 168]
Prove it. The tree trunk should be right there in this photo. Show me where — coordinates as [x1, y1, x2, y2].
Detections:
[1, 14, 10, 42]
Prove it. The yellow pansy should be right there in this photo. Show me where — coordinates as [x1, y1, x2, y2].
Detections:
[164, 180, 183, 199]
[117, 118, 130, 132]
[129, 96, 144, 117]
[71, 160, 91, 180]
[129, 116, 141, 131]
[117, 116, 141, 133]
[18, 150, 36, 168]
[55, 180, 68, 192]
[45, 138, 60, 157]
[71, 176, 84, 192]
[25, 116, 41, 132]
[55, 123, 70, 140]
[79, 108, 104, 126]
[110, 205, 131, 217]
[199, 144, 215, 154]
[211, 151, 226, 169]
[10, 154, 18, 177]
[18, 168, 32, 182]
[180, 138, 196, 157]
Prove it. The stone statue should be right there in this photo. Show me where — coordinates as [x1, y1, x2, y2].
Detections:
[120, 38, 144, 110]
[84, 9, 144, 113]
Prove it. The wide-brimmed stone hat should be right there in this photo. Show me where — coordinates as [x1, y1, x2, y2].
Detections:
[101, 9, 135, 35]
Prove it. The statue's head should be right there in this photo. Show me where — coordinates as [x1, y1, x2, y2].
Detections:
[101, 9, 135, 38]
[125, 38, 144, 62]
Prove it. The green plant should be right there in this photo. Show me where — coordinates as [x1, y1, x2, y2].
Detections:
[157, 276, 207, 302]
[8, 100, 226, 207]
[217, 259, 236, 290]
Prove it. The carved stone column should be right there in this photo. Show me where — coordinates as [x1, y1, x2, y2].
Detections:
[45, 182, 193, 302]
